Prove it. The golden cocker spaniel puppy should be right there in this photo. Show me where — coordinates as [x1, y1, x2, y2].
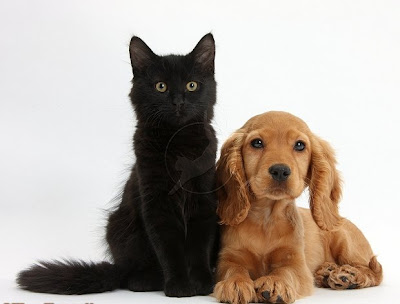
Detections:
[214, 111, 382, 304]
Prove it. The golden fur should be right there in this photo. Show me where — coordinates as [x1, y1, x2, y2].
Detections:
[214, 111, 382, 304]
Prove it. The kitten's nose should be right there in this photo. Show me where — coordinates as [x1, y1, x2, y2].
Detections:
[172, 96, 184, 106]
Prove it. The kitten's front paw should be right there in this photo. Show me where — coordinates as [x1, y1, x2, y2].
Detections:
[191, 269, 214, 295]
[213, 276, 255, 304]
[164, 279, 196, 297]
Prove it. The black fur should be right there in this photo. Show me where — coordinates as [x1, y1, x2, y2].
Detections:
[17, 34, 219, 297]
[17, 261, 119, 295]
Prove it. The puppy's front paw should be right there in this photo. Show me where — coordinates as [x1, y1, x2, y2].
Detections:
[254, 276, 295, 304]
[213, 276, 255, 304]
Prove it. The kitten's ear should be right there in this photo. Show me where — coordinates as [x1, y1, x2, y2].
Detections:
[190, 33, 215, 74]
[129, 36, 156, 74]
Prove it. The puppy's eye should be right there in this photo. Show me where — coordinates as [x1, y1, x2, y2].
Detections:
[294, 140, 306, 151]
[155, 82, 167, 93]
[186, 81, 198, 92]
[251, 139, 264, 149]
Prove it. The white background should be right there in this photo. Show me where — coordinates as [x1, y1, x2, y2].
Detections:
[1, 0, 399, 303]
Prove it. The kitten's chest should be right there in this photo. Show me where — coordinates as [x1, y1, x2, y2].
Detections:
[136, 126, 215, 161]
[134, 125, 216, 199]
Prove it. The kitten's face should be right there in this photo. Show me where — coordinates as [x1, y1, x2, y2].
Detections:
[129, 34, 216, 126]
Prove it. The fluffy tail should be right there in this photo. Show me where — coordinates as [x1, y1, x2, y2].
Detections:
[17, 260, 120, 294]
[368, 256, 383, 286]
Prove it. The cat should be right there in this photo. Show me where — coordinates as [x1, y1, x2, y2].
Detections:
[17, 33, 219, 297]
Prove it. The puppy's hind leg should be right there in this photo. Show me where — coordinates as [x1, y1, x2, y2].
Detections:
[314, 262, 339, 288]
[315, 219, 383, 290]
[314, 257, 382, 290]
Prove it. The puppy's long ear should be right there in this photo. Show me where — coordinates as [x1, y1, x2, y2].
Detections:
[216, 130, 250, 226]
[308, 135, 343, 230]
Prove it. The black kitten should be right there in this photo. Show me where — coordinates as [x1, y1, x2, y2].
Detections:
[17, 34, 219, 297]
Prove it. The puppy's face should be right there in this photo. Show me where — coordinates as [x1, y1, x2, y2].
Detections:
[217, 111, 341, 228]
[242, 113, 311, 200]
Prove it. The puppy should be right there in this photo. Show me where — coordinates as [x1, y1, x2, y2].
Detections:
[213, 111, 382, 304]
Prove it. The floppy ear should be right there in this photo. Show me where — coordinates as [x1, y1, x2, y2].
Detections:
[216, 130, 251, 226]
[308, 135, 343, 231]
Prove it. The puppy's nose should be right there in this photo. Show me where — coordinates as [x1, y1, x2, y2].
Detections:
[269, 164, 291, 181]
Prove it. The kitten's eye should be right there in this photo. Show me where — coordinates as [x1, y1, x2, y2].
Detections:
[186, 81, 198, 92]
[251, 139, 264, 149]
[294, 140, 306, 151]
[155, 82, 167, 93]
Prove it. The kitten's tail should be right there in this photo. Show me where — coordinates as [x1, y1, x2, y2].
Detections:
[17, 260, 120, 294]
